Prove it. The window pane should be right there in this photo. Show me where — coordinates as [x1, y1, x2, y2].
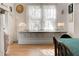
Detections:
[43, 19, 56, 31]
[43, 5, 56, 31]
[28, 20, 41, 31]
[28, 4, 56, 32]
[43, 5, 56, 19]
[28, 5, 41, 31]
[28, 5, 41, 19]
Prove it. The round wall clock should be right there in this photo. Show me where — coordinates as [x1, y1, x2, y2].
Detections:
[16, 4, 24, 13]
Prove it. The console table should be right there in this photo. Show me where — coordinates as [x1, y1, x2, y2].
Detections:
[17, 31, 66, 44]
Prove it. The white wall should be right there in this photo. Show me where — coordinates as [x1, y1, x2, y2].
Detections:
[66, 4, 74, 37]
[6, 3, 17, 43]
[14, 3, 26, 26]
[14, 3, 26, 41]
[6, 3, 26, 43]
[67, 3, 79, 38]
[74, 3, 79, 38]
[56, 3, 68, 31]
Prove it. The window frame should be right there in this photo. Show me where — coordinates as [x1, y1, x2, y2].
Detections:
[27, 4, 57, 32]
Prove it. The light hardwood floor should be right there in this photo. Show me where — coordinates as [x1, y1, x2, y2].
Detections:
[6, 43, 54, 56]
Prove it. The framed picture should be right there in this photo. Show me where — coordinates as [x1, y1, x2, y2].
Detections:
[16, 4, 24, 13]
[68, 3, 73, 14]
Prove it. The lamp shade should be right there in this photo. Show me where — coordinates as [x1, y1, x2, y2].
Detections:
[18, 23, 27, 32]
[57, 22, 64, 27]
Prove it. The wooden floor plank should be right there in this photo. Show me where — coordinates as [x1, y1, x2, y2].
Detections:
[6, 43, 54, 56]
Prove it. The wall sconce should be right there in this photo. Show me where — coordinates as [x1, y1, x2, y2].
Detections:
[57, 22, 64, 31]
[18, 23, 27, 32]
[57, 22, 64, 27]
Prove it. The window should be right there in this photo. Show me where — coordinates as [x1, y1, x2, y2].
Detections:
[43, 5, 56, 31]
[28, 4, 56, 32]
[28, 5, 41, 31]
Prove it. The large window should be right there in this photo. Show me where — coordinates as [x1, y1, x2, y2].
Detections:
[43, 5, 56, 31]
[28, 4, 56, 32]
[28, 5, 41, 31]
